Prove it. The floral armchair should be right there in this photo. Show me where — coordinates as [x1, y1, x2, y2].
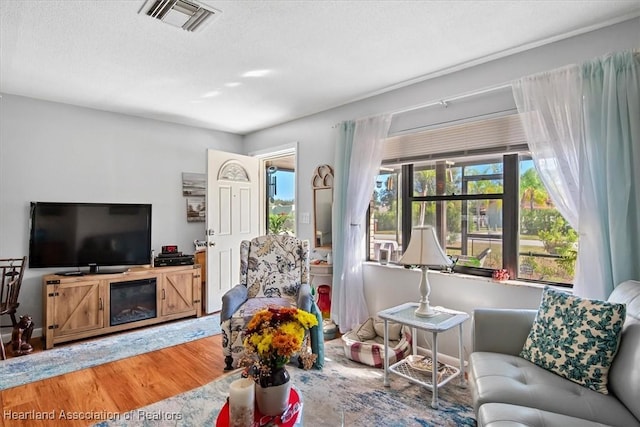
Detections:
[220, 234, 324, 370]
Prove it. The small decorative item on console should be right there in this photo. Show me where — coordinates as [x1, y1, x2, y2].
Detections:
[492, 269, 510, 282]
[154, 245, 195, 267]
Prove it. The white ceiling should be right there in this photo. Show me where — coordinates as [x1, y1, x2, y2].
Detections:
[1, 1, 639, 135]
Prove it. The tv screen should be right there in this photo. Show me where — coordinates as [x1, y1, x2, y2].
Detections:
[29, 202, 152, 273]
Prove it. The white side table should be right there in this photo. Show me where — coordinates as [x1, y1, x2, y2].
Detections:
[378, 302, 469, 409]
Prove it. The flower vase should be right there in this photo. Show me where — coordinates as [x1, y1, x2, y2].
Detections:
[255, 367, 291, 416]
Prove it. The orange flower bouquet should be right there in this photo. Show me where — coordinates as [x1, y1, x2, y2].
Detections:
[243, 306, 318, 383]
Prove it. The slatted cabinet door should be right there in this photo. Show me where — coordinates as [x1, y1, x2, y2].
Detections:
[45, 279, 104, 345]
[161, 269, 201, 317]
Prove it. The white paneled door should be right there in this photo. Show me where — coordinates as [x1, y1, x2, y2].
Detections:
[206, 150, 260, 313]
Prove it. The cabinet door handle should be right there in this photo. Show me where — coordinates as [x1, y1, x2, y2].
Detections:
[162, 289, 166, 300]
[99, 298, 103, 311]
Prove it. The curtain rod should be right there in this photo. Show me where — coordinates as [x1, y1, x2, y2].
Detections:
[332, 82, 513, 128]
[388, 82, 513, 118]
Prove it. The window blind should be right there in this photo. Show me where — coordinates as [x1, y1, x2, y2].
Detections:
[382, 113, 529, 164]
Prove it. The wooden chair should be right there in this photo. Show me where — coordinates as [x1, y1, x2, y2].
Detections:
[0, 257, 27, 360]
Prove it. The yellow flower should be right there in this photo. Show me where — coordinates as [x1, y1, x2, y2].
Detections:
[295, 309, 318, 329]
[243, 306, 318, 370]
[256, 334, 273, 356]
[281, 321, 305, 343]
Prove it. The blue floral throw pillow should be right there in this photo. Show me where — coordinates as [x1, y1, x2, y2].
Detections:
[520, 287, 626, 394]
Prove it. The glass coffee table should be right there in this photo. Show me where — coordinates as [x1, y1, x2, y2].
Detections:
[378, 302, 469, 409]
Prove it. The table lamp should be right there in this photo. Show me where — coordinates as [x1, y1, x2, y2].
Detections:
[399, 226, 453, 317]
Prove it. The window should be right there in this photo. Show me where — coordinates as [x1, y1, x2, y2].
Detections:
[411, 158, 505, 271]
[518, 158, 577, 283]
[369, 170, 401, 262]
[265, 156, 296, 235]
[369, 153, 577, 287]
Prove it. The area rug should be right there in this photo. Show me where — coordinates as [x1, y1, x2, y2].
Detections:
[0, 314, 220, 391]
[95, 338, 475, 427]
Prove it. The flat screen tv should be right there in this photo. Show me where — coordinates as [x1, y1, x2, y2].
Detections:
[29, 202, 152, 274]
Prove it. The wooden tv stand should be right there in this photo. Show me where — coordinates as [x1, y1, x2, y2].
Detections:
[42, 265, 202, 349]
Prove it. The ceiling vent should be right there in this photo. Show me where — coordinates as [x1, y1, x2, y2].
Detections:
[139, 0, 221, 32]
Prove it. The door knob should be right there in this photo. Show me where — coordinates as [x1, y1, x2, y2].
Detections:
[208, 242, 216, 247]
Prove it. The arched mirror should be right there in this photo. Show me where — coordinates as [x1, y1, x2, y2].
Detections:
[312, 165, 334, 248]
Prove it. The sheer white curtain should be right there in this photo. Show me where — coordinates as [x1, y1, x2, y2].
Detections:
[513, 50, 640, 299]
[512, 65, 582, 228]
[332, 115, 391, 333]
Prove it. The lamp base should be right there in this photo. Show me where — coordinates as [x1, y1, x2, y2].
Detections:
[415, 303, 437, 318]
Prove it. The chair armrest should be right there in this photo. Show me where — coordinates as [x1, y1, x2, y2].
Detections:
[472, 308, 537, 355]
[297, 283, 313, 312]
[220, 285, 248, 323]
[309, 301, 325, 369]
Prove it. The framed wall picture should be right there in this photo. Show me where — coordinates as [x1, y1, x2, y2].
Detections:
[186, 197, 205, 222]
[182, 172, 206, 197]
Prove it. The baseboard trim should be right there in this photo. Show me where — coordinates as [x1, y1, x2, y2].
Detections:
[416, 345, 468, 369]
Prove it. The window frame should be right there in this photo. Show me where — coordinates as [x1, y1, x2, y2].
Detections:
[370, 153, 573, 288]
[401, 154, 517, 278]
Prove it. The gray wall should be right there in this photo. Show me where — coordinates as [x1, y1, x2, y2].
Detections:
[0, 94, 243, 327]
[243, 18, 640, 248]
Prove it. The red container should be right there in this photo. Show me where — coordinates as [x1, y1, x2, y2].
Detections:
[316, 285, 331, 319]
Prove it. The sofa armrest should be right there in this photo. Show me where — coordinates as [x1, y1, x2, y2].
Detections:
[297, 283, 313, 312]
[309, 301, 325, 369]
[220, 285, 248, 323]
[472, 308, 537, 355]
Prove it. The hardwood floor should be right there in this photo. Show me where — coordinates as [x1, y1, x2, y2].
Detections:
[0, 334, 226, 427]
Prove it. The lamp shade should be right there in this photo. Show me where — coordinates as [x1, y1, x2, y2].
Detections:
[399, 226, 453, 267]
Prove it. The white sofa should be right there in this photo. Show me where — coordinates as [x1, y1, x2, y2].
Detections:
[470, 280, 640, 427]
